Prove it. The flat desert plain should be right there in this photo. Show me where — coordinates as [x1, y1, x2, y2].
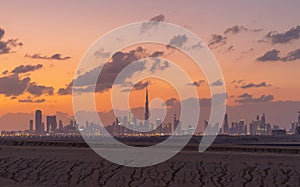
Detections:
[0, 142, 300, 186]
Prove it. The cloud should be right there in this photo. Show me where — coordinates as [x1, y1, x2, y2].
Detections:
[118, 80, 151, 93]
[149, 51, 164, 57]
[149, 59, 169, 73]
[208, 34, 227, 48]
[224, 25, 248, 35]
[18, 98, 45, 103]
[238, 93, 252, 98]
[281, 49, 300, 62]
[241, 48, 254, 54]
[257, 48, 300, 62]
[0, 28, 23, 55]
[227, 45, 234, 52]
[210, 79, 223, 87]
[140, 14, 165, 33]
[240, 82, 271, 89]
[187, 80, 205, 87]
[164, 98, 178, 107]
[232, 79, 245, 84]
[191, 41, 203, 50]
[149, 14, 165, 22]
[57, 82, 72, 95]
[69, 47, 170, 95]
[223, 25, 263, 35]
[94, 48, 110, 59]
[168, 34, 188, 48]
[132, 80, 151, 91]
[0, 75, 30, 96]
[11, 64, 43, 74]
[0, 28, 4, 39]
[25, 53, 71, 60]
[27, 82, 54, 96]
[0, 67, 54, 97]
[265, 25, 300, 44]
[2, 70, 8, 75]
[256, 49, 281, 62]
[235, 93, 274, 104]
[72, 47, 151, 94]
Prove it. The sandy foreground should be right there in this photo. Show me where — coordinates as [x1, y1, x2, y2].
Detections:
[0, 143, 300, 187]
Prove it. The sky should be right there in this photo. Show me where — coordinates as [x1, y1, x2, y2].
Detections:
[1, 0, 300, 131]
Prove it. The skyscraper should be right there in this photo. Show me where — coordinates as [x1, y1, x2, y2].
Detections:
[223, 113, 229, 134]
[155, 118, 162, 134]
[59, 120, 63, 130]
[35, 110, 42, 134]
[262, 113, 266, 125]
[173, 114, 181, 133]
[46, 115, 57, 133]
[144, 86, 149, 127]
[29, 120, 33, 132]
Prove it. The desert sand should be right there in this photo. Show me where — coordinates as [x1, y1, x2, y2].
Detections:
[0, 141, 300, 186]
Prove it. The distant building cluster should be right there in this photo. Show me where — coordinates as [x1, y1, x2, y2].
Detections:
[81, 87, 194, 137]
[249, 113, 271, 135]
[2, 87, 300, 137]
[86, 113, 193, 136]
[217, 112, 300, 136]
[289, 111, 300, 135]
[1, 109, 79, 136]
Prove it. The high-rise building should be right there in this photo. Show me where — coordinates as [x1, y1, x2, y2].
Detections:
[204, 120, 208, 131]
[59, 120, 63, 130]
[70, 118, 74, 127]
[29, 120, 33, 132]
[156, 118, 162, 128]
[162, 123, 172, 134]
[155, 118, 162, 134]
[46, 116, 57, 133]
[42, 122, 45, 133]
[144, 86, 149, 127]
[35, 110, 42, 134]
[187, 125, 194, 135]
[74, 120, 78, 130]
[122, 115, 128, 127]
[250, 120, 259, 135]
[128, 113, 133, 125]
[173, 114, 181, 133]
[223, 113, 229, 134]
[298, 111, 300, 124]
[249, 113, 271, 135]
[261, 113, 266, 125]
[132, 116, 137, 129]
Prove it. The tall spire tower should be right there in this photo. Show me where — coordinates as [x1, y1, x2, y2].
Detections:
[144, 86, 149, 126]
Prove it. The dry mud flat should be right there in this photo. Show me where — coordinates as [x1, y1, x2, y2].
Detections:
[0, 145, 300, 186]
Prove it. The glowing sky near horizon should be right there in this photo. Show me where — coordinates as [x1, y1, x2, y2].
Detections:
[1, 0, 300, 130]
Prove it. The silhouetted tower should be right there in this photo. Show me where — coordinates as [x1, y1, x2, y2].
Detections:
[262, 113, 266, 125]
[59, 120, 63, 130]
[223, 113, 229, 134]
[144, 86, 149, 126]
[35, 110, 42, 134]
[29, 120, 33, 132]
[46, 116, 57, 133]
[298, 111, 300, 124]
[173, 114, 177, 132]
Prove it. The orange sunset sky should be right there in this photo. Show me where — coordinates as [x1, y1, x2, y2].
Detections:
[1, 0, 300, 130]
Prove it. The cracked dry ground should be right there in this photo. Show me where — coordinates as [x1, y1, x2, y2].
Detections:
[1, 146, 300, 186]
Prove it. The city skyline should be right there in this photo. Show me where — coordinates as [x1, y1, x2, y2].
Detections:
[1, 1, 300, 131]
[2, 87, 300, 136]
